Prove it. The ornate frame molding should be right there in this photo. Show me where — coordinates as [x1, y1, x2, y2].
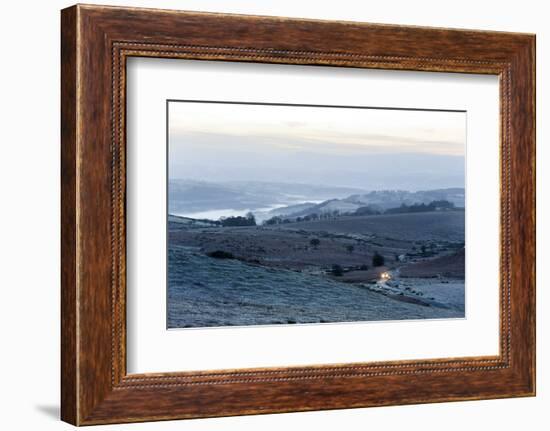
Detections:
[61, 5, 535, 425]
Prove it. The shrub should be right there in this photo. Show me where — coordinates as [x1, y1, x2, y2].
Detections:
[346, 245, 355, 254]
[206, 250, 235, 259]
[264, 216, 281, 225]
[372, 252, 385, 267]
[331, 264, 344, 276]
[310, 238, 320, 249]
[221, 215, 256, 227]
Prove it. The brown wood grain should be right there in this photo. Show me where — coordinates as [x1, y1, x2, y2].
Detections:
[61, 4, 536, 425]
[60, 5, 78, 425]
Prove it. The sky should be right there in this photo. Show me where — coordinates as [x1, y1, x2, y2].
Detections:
[168, 101, 466, 191]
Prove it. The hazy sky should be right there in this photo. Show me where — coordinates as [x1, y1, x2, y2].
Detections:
[168, 101, 466, 191]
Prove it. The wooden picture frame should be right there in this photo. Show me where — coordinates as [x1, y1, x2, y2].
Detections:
[61, 4, 535, 425]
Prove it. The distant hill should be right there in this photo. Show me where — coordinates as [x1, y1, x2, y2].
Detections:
[168, 179, 367, 215]
[168, 214, 220, 227]
[283, 199, 363, 218]
[169, 178, 465, 223]
[266, 202, 319, 217]
[344, 188, 465, 210]
[272, 188, 465, 219]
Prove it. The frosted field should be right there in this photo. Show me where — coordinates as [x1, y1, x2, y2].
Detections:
[167, 245, 464, 329]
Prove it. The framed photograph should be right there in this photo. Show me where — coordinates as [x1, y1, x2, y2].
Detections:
[61, 4, 535, 425]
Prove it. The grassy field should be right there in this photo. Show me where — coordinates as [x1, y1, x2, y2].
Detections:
[168, 210, 465, 328]
[168, 245, 464, 328]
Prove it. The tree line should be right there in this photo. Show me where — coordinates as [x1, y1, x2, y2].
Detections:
[219, 212, 256, 227]
[262, 200, 456, 225]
